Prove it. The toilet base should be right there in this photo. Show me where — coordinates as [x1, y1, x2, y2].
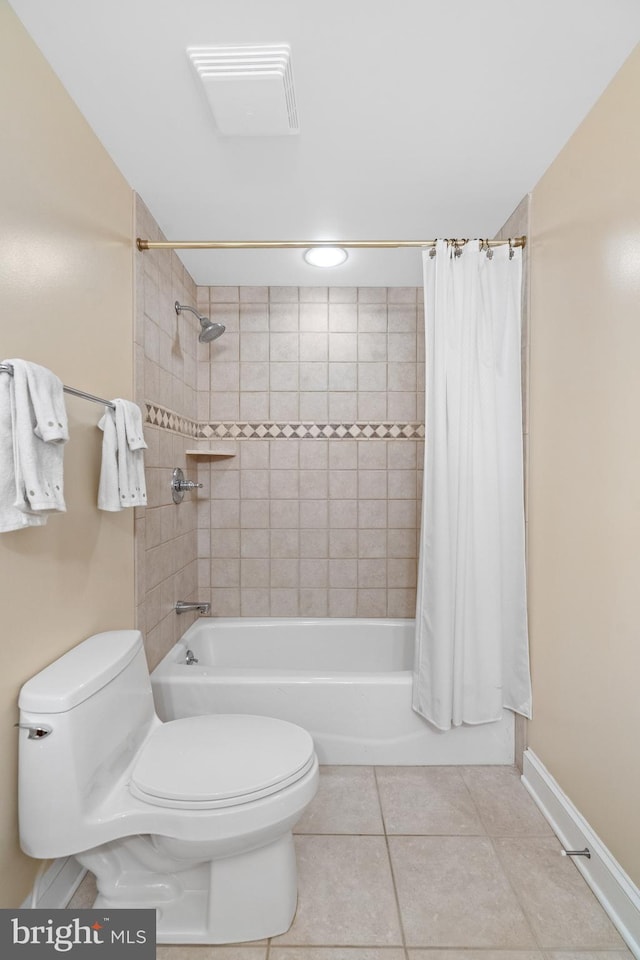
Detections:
[80, 832, 298, 943]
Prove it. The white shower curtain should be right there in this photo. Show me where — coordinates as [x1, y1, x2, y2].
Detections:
[413, 240, 532, 730]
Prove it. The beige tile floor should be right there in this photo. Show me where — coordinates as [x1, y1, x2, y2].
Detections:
[69, 765, 633, 960]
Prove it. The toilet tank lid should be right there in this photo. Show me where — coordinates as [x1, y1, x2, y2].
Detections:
[19, 630, 144, 714]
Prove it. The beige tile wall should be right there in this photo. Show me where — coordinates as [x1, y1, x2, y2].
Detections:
[198, 285, 423, 424]
[134, 208, 426, 633]
[194, 285, 425, 618]
[134, 197, 201, 669]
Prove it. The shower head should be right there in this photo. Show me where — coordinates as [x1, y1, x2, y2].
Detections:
[174, 301, 225, 343]
[198, 317, 226, 342]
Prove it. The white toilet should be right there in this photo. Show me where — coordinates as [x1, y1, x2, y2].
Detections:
[17, 629, 319, 944]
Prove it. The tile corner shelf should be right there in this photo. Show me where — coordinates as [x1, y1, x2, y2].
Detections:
[185, 442, 237, 458]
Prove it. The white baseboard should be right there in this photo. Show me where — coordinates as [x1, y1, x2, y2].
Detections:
[522, 748, 640, 959]
[21, 857, 86, 909]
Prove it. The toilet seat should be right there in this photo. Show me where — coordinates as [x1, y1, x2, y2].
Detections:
[129, 714, 316, 810]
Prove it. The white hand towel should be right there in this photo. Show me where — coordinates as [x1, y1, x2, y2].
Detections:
[97, 407, 120, 512]
[120, 399, 147, 452]
[97, 399, 147, 511]
[8, 359, 67, 519]
[0, 369, 47, 531]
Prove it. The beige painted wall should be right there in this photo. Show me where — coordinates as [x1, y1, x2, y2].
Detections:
[528, 45, 640, 885]
[0, 3, 135, 906]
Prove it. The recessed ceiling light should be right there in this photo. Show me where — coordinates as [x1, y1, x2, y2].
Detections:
[303, 246, 348, 267]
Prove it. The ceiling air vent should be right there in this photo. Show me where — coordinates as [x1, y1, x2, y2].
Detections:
[188, 43, 299, 136]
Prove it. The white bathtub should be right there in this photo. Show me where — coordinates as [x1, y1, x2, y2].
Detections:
[151, 618, 514, 765]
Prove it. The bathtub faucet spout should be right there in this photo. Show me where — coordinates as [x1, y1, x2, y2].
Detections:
[175, 600, 210, 615]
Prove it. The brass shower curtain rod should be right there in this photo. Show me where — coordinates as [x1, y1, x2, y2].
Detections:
[136, 237, 526, 251]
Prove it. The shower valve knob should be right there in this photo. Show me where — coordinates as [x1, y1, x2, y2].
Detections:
[178, 479, 202, 491]
[171, 467, 202, 503]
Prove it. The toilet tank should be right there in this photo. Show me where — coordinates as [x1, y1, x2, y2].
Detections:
[18, 630, 157, 858]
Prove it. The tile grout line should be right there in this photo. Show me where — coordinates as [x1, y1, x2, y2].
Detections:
[294, 828, 565, 838]
[457, 764, 492, 838]
[489, 833, 546, 954]
[374, 766, 411, 960]
[460, 763, 546, 952]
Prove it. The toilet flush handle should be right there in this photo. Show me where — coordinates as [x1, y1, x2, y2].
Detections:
[14, 723, 53, 740]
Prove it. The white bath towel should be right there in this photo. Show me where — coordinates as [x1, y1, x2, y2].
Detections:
[0, 359, 67, 532]
[97, 399, 147, 511]
[0, 371, 46, 531]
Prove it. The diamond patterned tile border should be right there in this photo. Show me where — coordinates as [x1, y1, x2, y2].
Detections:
[145, 403, 199, 438]
[144, 402, 425, 441]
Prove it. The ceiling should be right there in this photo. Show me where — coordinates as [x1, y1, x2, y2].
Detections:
[9, 0, 640, 286]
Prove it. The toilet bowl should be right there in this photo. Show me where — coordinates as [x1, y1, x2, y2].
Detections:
[17, 630, 319, 943]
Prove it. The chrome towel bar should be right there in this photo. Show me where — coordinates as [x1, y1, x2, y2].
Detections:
[0, 362, 115, 410]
